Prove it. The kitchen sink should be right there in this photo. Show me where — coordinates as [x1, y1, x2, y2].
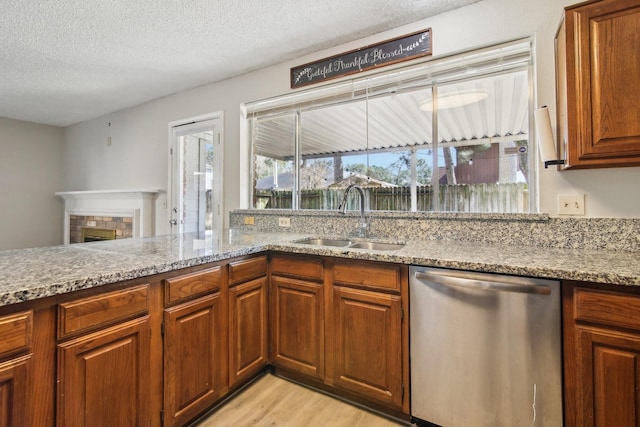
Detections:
[294, 238, 354, 247]
[293, 237, 405, 251]
[347, 241, 406, 251]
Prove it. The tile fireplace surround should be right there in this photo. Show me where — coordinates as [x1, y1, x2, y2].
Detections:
[69, 215, 133, 243]
[55, 190, 159, 244]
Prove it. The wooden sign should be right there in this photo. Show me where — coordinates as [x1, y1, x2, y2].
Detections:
[291, 28, 432, 89]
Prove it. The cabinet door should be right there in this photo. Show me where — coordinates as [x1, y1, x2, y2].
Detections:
[57, 316, 151, 427]
[333, 286, 403, 409]
[164, 293, 226, 427]
[573, 327, 640, 427]
[0, 355, 31, 427]
[558, 0, 640, 168]
[271, 276, 324, 379]
[229, 277, 268, 388]
[564, 283, 640, 427]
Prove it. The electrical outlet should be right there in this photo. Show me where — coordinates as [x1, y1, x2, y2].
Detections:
[278, 217, 291, 227]
[558, 194, 585, 215]
[244, 216, 255, 225]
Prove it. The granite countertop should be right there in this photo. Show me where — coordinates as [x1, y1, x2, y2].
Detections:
[1, 229, 639, 307]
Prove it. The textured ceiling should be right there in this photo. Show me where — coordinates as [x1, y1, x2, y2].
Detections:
[0, 0, 481, 127]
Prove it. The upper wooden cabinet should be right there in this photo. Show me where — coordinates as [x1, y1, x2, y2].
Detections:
[556, 0, 640, 169]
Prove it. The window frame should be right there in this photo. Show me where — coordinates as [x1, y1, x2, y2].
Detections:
[244, 37, 537, 213]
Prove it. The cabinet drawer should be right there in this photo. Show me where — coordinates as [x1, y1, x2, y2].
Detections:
[574, 287, 640, 332]
[164, 266, 223, 305]
[58, 284, 149, 340]
[229, 256, 267, 286]
[271, 254, 323, 281]
[0, 311, 33, 358]
[333, 259, 401, 292]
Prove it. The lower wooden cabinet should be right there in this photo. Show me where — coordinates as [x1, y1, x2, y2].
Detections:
[0, 310, 34, 427]
[229, 276, 268, 387]
[563, 281, 640, 427]
[269, 253, 408, 414]
[163, 293, 226, 427]
[0, 252, 412, 425]
[270, 275, 324, 379]
[56, 316, 152, 427]
[333, 286, 403, 408]
[0, 354, 31, 427]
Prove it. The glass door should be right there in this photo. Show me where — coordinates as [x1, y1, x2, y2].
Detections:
[170, 114, 223, 235]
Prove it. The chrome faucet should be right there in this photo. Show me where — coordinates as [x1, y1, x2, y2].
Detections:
[338, 184, 369, 237]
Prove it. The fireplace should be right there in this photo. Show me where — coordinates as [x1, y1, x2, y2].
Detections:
[56, 190, 159, 245]
[81, 227, 117, 242]
[70, 216, 133, 243]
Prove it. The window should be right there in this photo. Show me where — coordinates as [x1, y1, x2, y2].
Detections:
[246, 38, 535, 213]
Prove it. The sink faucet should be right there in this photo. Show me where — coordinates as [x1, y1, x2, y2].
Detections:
[338, 184, 369, 237]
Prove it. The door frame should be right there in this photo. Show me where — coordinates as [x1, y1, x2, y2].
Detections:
[167, 111, 224, 235]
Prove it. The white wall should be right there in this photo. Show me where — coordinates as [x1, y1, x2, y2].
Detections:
[0, 117, 64, 250]
[62, 0, 640, 237]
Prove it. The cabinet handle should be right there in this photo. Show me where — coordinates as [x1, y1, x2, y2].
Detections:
[414, 271, 551, 295]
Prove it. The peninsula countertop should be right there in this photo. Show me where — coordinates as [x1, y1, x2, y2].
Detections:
[1, 229, 639, 307]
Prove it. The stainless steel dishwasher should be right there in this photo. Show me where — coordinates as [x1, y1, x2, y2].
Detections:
[409, 266, 562, 427]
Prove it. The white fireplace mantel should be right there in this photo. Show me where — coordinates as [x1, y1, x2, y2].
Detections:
[56, 190, 159, 244]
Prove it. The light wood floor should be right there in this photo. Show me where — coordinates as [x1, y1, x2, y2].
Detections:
[194, 374, 407, 427]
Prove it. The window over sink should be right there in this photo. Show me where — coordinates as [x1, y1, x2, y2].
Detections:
[245, 38, 535, 213]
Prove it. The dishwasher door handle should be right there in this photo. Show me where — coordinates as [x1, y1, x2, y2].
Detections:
[414, 271, 552, 295]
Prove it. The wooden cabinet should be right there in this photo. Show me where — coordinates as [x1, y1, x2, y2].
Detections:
[57, 317, 151, 427]
[331, 259, 407, 412]
[228, 256, 268, 388]
[164, 294, 226, 426]
[0, 311, 33, 427]
[163, 267, 227, 427]
[556, 0, 640, 169]
[269, 253, 409, 414]
[332, 286, 403, 408]
[270, 254, 325, 379]
[53, 257, 271, 427]
[27, 256, 267, 427]
[0, 355, 31, 427]
[55, 286, 153, 427]
[0, 250, 412, 424]
[563, 281, 640, 427]
[56, 286, 153, 427]
[57, 285, 149, 340]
